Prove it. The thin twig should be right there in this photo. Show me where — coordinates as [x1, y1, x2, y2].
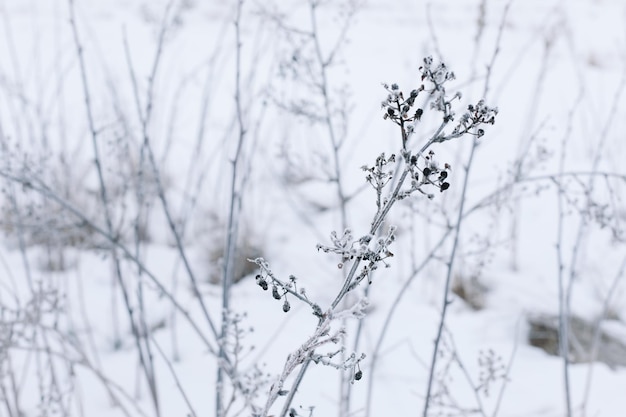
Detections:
[422, 139, 478, 417]
[68, 2, 160, 414]
[217, 1, 247, 415]
[0, 170, 218, 354]
[151, 335, 198, 417]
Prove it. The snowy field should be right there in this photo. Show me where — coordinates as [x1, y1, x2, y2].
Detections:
[1, 0, 625, 416]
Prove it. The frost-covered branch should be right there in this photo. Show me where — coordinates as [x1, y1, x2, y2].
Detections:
[253, 56, 498, 417]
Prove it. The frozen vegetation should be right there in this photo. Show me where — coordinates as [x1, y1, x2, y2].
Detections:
[0, 0, 625, 416]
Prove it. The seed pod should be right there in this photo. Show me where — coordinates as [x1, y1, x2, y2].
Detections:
[272, 286, 281, 300]
[355, 370, 363, 381]
[282, 299, 291, 312]
[256, 275, 268, 290]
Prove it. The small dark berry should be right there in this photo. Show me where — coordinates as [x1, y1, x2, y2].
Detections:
[283, 299, 291, 312]
[439, 171, 448, 180]
[415, 108, 423, 120]
[256, 275, 268, 290]
[387, 107, 395, 116]
[423, 167, 432, 177]
[410, 89, 418, 98]
[402, 105, 410, 113]
[410, 155, 417, 165]
[440, 182, 450, 192]
[355, 370, 363, 381]
[272, 286, 281, 300]
[477, 128, 485, 138]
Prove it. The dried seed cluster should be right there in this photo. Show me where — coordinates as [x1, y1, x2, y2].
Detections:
[255, 273, 293, 313]
[418, 150, 451, 193]
[379, 56, 497, 201]
[316, 227, 396, 284]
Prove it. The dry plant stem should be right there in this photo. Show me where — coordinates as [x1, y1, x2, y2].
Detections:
[217, 1, 247, 416]
[74, 264, 103, 370]
[124, 22, 155, 393]
[279, 359, 311, 417]
[309, 2, 352, 412]
[0, 377, 17, 417]
[470, 171, 626, 215]
[268, 88, 463, 416]
[124, 6, 172, 413]
[0, 85, 34, 297]
[365, 231, 450, 417]
[331, 127, 446, 312]
[260, 320, 333, 416]
[508, 10, 551, 272]
[12, 341, 148, 417]
[151, 336, 198, 417]
[0, 319, 24, 416]
[444, 329, 487, 417]
[42, 330, 71, 417]
[422, 139, 478, 417]
[348, 281, 369, 406]
[553, 81, 584, 417]
[560, 62, 626, 416]
[426, 3, 444, 63]
[68, 2, 160, 415]
[564, 65, 626, 310]
[266, 2, 356, 412]
[581, 255, 626, 416]
[309, 0, 348, 230]
[165, 53, 226, 360]
[123, 7, 221, 348]
[2, 170, 34, 292]
[0, 5, 38, 146]
[423, 7, 509, 413]
[491, 318, 521, 417]
[0, 170, 218, 356]
[482, 1, 511, 104]
[470, 0, 488, 78]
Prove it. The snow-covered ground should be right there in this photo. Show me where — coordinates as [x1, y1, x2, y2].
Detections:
[1, 0, 625, 416]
